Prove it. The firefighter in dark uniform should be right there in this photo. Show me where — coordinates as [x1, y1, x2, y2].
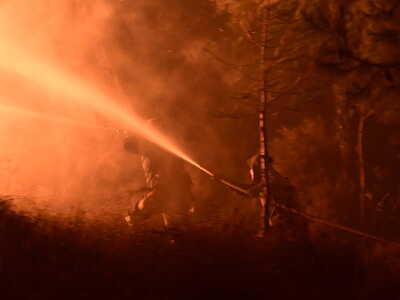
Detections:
[247, 154, 308, 240]
[123, 130, 194, 234]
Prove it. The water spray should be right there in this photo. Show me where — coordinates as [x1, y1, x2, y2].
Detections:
[0, 40, 193, 163]
[0, 105, 249, 197]
[0, 39, 249, 198]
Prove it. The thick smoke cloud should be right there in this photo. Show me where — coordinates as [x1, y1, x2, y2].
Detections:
[0, 0, 241, 220]
[0, 0, 146, 216]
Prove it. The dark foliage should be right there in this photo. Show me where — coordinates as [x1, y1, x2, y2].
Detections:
[0, 198, 397, 300]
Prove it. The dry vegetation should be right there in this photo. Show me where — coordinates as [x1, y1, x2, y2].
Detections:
[0, 198, 398, 300]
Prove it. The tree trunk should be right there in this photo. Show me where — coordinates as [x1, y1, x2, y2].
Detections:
[334, 84, 360, 225]
[356, 111, 374, 227]
[256, 4, 271, 237]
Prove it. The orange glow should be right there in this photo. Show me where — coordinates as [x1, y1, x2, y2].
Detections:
[0, 0, 214, 215]
[0, 39, 212, 175]
[0, 104, 108, 130]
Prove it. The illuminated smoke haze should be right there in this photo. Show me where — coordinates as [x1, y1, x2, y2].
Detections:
[0, 1, 112, 215]
[0, 0, 193, 217]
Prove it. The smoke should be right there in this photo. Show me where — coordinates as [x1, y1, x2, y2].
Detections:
[215, 0, 280, 12]
[270, 118, 337, 218]
[0, 0, 145, 216]
[0, 0, 239, 221]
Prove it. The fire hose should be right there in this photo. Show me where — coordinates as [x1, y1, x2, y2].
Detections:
[211, 176, 400, 246]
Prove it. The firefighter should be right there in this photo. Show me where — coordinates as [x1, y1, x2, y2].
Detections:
[247, 154, 308, 239]
[123, 126, 194, 235]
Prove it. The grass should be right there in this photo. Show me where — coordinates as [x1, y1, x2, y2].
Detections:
[0, 198, 398, 300]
